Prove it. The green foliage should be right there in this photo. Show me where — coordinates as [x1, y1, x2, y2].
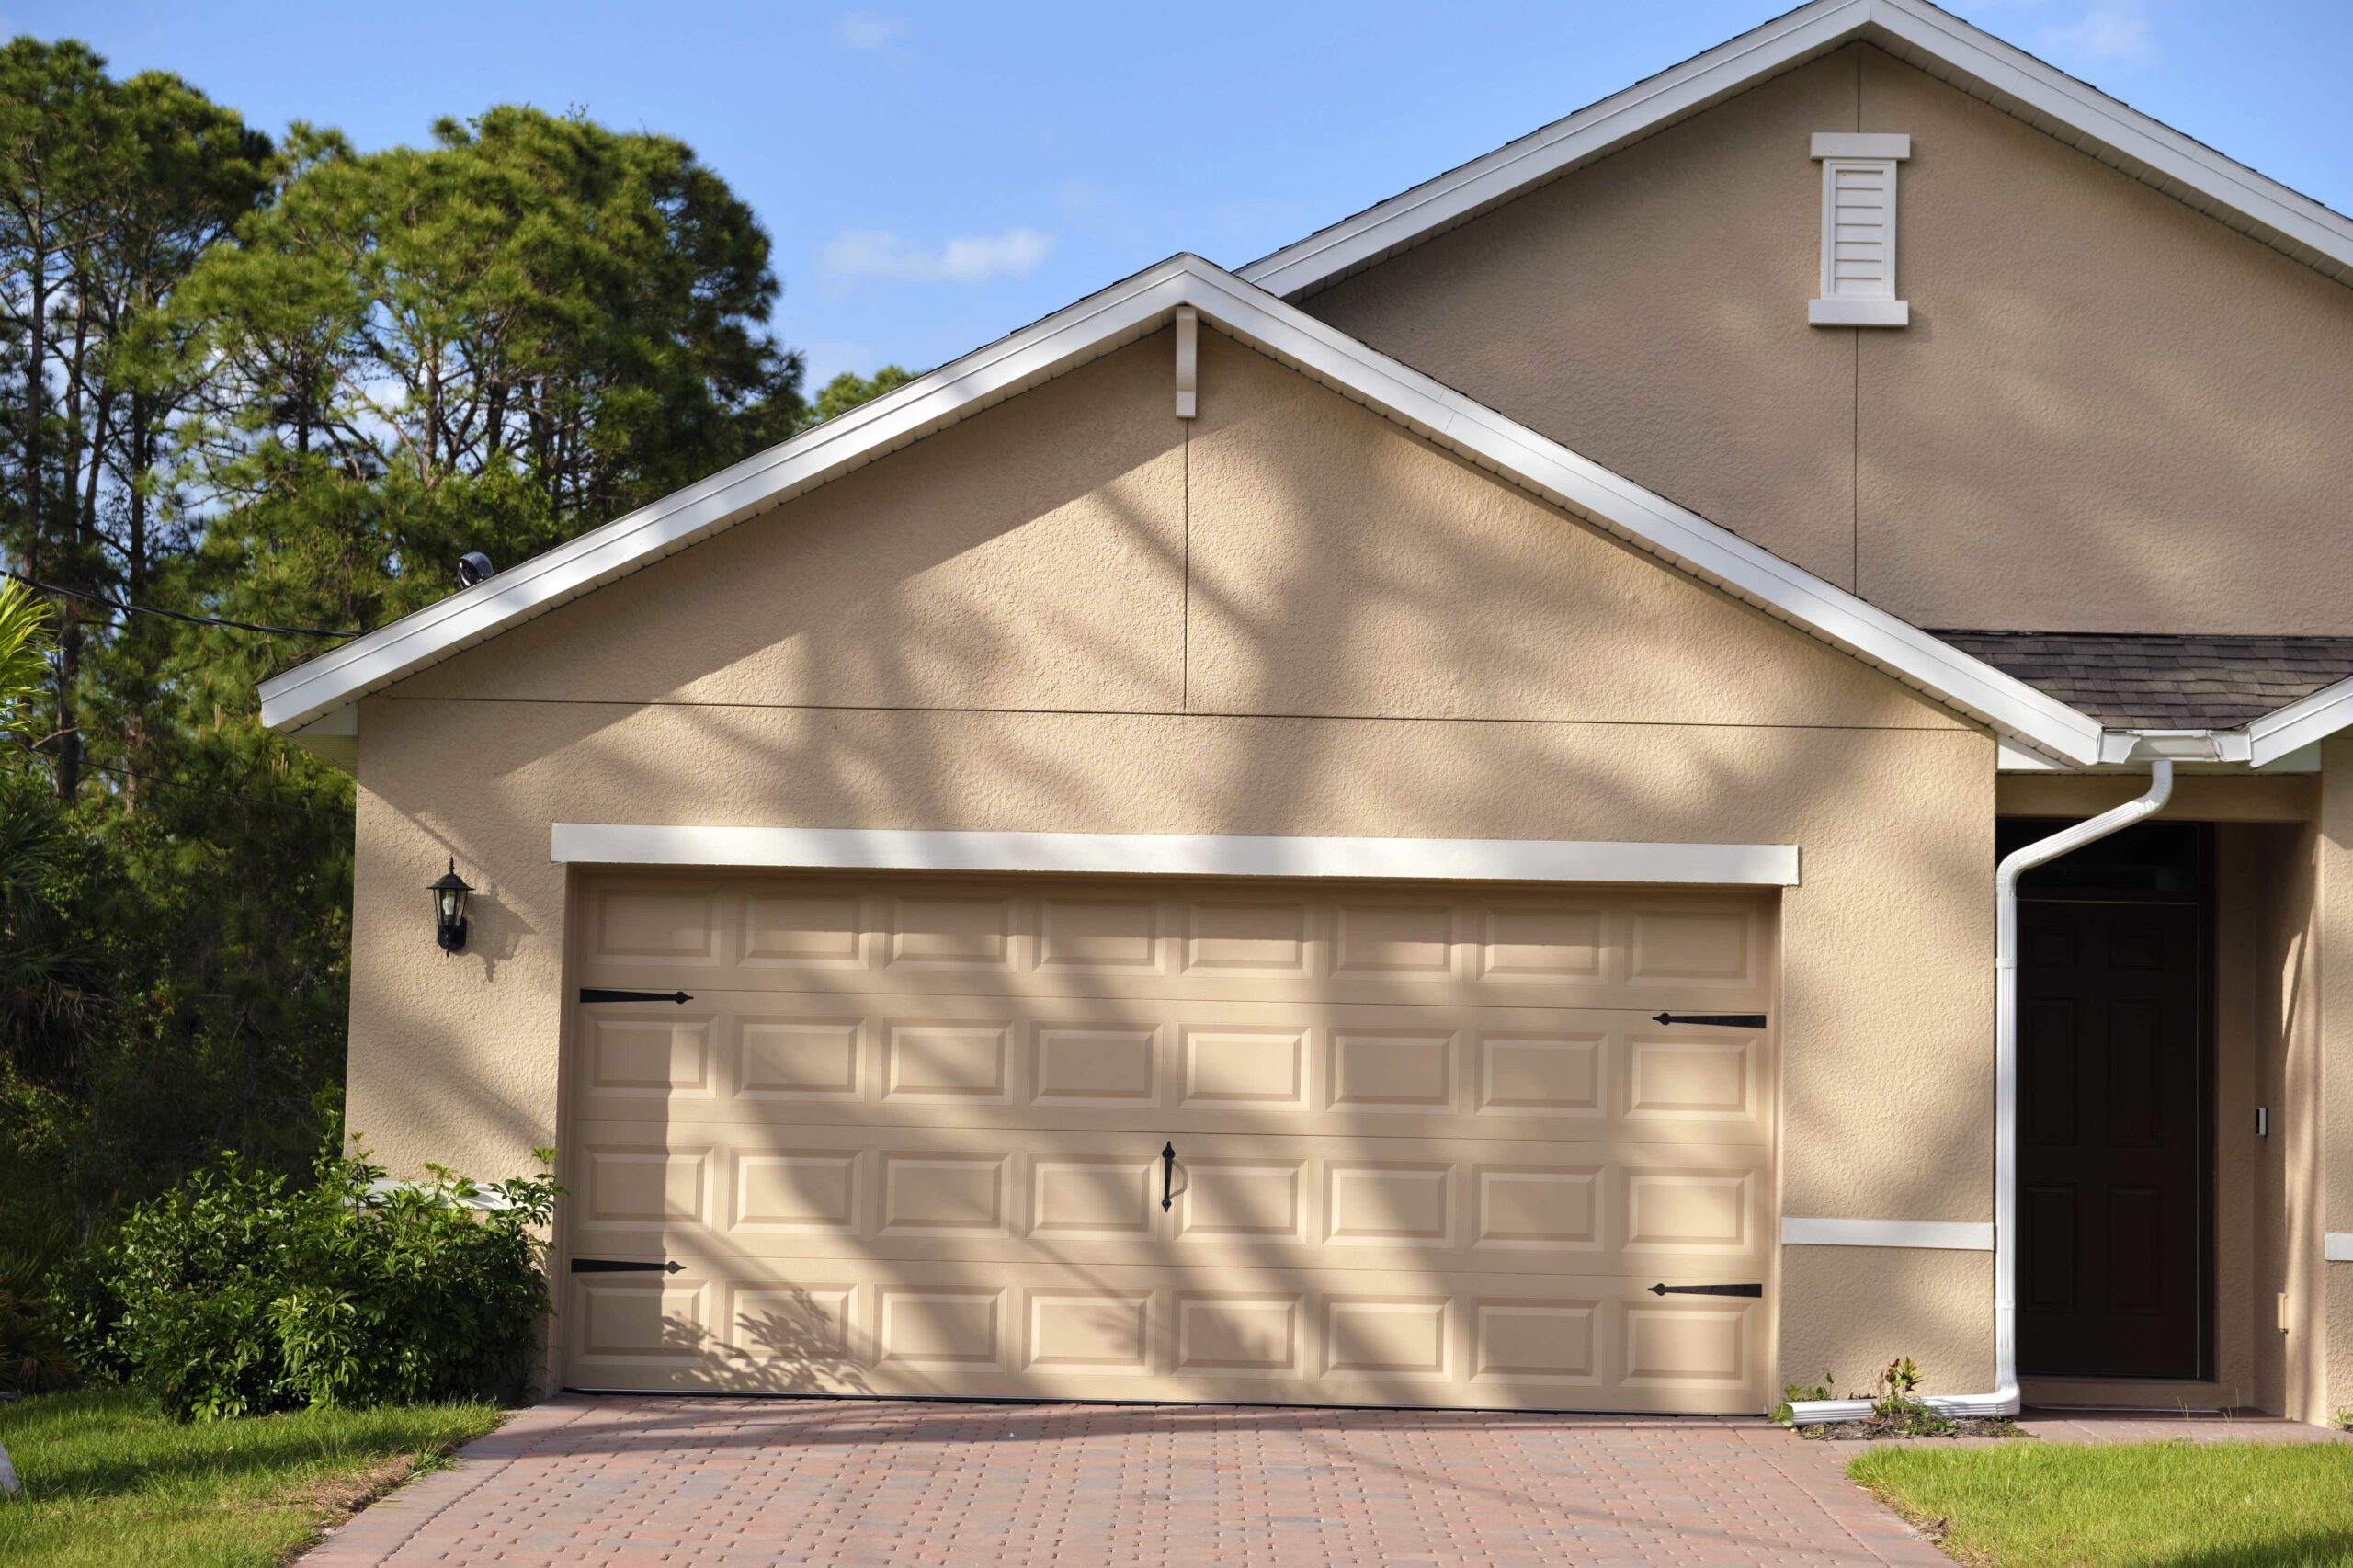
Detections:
[0, 1213, 75, 1392]
[1769, 1370, 1836, 1427]
[0, 41, 805, 1256]
[804, 363, 917, 427]
[1867, 1355, 1953, 1436]
[59, 1140, 557, 1421]
[0, 577, 53, 740]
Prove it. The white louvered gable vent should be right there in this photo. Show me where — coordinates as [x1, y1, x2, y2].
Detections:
[1809, 133, 1911, 327]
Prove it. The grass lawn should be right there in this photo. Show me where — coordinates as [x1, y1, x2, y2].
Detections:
[0, 1388, 501, 1567]
[1850, 1439, 2353, 1567]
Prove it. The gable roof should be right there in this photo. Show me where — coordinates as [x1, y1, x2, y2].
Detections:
[257, 253, 2107, 766]
[1240, 0, 2353, 300]
[1937, 631, 2353, 732]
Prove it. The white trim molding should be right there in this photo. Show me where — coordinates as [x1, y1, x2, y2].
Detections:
[1781, 1216, 1995, 1251]
[1239, 0, 2353, 300]
[261, 256, 2106, 767]
[2325, 1233, 2353, 1263]
[550, 824, 1803, 886]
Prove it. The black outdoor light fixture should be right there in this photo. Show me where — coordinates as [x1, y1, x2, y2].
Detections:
[430, 858, 472, 954]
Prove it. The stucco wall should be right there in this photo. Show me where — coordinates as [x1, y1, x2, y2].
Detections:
[1302, 42, 2353, 634]
[349, 326, 1999, 1400]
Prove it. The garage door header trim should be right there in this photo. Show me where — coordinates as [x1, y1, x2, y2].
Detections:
[549, 824, 1800, 886]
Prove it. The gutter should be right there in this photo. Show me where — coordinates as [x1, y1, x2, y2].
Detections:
[1790, 731, 2196, 1425]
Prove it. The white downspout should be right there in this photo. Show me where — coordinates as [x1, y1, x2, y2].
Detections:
[1790, 753, 2177, 1425]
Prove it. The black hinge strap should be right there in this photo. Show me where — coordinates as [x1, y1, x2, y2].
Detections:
[570, 1258, 685, 1274]
[1648, 1282, 1763, 1298]
[1651, 1012, 1767, 1028]
[579, 988, 694, 1005]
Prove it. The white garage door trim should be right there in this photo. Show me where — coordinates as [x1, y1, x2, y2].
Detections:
[550, 824, 1802, 887]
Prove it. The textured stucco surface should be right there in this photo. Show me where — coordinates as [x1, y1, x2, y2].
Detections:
[350, 329, 1999, 1400]
[399, 335, 1188, 713]
[1299, 50, 1859, 590]
[1183, 334, 1958, 730]
[1776, 1247, 1990, 1403]
[1304, 42, 2353, 634]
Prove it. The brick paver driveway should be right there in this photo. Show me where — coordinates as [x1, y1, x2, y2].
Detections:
[305, 1395, 1951, 1566]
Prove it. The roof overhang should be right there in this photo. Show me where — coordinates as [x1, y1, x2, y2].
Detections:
[260, 254, 2109, 767]
[1239, 0, 2353, 301]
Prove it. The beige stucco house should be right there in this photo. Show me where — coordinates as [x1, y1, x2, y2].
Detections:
[261, 0, 2353, 1424]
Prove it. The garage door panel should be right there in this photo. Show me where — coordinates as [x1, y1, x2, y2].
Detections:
[563, 869, 1775, 1413]
[578, 878, 1771, 1015]
[566, 1124, 1769, 1278]
[571, 996, 1770, 1147]
[563, 1258, 1763, 1412]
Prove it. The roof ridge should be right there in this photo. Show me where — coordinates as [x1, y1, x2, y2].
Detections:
[1239, 0, 2353, 299]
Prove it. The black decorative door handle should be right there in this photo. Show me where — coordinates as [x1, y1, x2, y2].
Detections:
[572, 1257, 685, 1274]
[1650, 1012, 1766, 1028]
[579, 988, 694, 1005]
[1648, 1281, 1763, 1298]
[1161, 1142, 1176, 1212]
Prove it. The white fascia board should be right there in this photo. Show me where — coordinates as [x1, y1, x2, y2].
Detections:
[263, 254, 2103, 765]
[256, 258, 1204, 733]
[1239, 0, 2353, 299]
[551, 824, 1803, 886]
[1780, 1216, 1995, 1251]
[2246, 672, 2353, 767]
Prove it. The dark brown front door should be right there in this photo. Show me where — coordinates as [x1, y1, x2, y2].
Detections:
[2018, 898, 2205, 1379]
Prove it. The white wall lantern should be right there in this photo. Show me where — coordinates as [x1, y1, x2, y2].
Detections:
[1809, 133, 1911, 327]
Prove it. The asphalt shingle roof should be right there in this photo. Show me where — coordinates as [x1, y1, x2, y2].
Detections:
[1934, 631, 2353, 731]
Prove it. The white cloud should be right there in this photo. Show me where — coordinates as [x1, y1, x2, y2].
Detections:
[821, 227, 1058, 285]
[833, 11, 908, 51]
[2036, 3, 2155, 67]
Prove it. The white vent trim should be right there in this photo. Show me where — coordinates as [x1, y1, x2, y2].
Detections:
[1811, 132, 1911, 327]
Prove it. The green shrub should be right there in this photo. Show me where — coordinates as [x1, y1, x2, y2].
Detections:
[52, 1140, 557, 1420]
[0, 1215, 77, 1393]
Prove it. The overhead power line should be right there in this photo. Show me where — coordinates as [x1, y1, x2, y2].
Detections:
[2, 567, 364, 640]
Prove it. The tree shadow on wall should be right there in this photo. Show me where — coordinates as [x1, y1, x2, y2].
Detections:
[643, 1289, 873, 1396]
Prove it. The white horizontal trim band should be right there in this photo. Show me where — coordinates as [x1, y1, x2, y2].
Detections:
[1782, 1216, 1995, 1251]
[2325, 1233, 2353, 1263]
[550, 824, 1802, 885]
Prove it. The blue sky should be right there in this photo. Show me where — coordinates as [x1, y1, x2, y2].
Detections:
[27, 1, 2353, 386]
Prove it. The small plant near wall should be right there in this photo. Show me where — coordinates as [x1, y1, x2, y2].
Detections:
[45, 1134, 559, 1421]
[1790, 1357, 2030, 1442]
[1869, 1357, 1957, 1437]
[2337, 1407, 2353, 1434]
[1771, 1372, 1837, 1427]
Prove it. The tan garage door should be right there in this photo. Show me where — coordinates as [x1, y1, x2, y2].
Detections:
[559, 871, 1778, 1413]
